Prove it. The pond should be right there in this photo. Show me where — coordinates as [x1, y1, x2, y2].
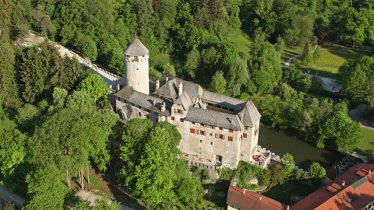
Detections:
[258, 125, 344, 167]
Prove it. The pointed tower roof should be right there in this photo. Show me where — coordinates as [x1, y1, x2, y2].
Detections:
[124, 38, 149, 56]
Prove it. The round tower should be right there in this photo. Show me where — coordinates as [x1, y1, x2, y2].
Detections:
[124, 38, 149, 95]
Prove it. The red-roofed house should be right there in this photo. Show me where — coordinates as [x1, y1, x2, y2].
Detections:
[227, 186, 287, 210]
[291, 163, 374, 210]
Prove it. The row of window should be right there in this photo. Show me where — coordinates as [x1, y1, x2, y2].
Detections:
[190, 128, 234, 141]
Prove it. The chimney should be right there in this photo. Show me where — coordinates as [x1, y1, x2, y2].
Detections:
[161, 102, 166, 112]
[165, 77, 169, 82]
[178, 82, 183, 96]
[155, 80, 160, 90]
[342, 180, 345, 187]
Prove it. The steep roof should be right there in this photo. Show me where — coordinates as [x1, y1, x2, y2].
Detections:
[124, 39, 149, 56]
[155, 78, 203, 100]
[114, 86, 170, 116]
[240, 101, 261, 127]
[227, 186, 286, 210]
[185, 107, 242, 130]
[291, 163, 374, 210]
[202, 90, 246, 111]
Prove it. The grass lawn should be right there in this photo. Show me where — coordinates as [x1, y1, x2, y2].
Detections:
[356, 127, 374, 154]
[299, 45, 364, 78]
[262, 181, 318, 205]
[229, 31, 252, 60]
[282, 46, 303, 63]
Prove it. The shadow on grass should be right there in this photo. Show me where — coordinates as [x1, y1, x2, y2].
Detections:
[326, 45, 365, 61]
[262, 181, 318, 205]
[107, 184, 146, 210]
[202, 180, 230, 209]
[300, 66, 338, 78]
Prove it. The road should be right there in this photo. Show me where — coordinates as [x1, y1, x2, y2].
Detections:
[0, 186, 26, 208]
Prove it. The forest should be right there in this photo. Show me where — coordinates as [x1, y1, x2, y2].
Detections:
[0, 0, 373, 209]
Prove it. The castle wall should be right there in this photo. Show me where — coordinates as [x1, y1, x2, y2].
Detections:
[115, 98, 158, 121]
[239, 121, 260, 162]
[124, 55, 149, 94]
[166, 115, 242, 169]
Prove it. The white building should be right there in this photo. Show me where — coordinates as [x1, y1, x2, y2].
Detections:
[115, 39, 269, 169]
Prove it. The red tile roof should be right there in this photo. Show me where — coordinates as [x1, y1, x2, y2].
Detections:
[291, 163, 374, 210]
[227, 186, 287, 210]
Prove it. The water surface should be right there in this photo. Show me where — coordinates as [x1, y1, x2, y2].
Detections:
[258, 126, 343, 167]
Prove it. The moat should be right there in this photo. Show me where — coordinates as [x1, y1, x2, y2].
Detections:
[259, 125, 344, 167]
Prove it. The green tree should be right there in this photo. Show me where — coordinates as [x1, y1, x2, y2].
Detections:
[28, 107, 117, 189]
[24, 165, 68, 210]
[302, 42, 313, 65]
[228, 58, 249, 96]
[331, 7, 369, 48]
[317, 103, 360, 151]
[119, 119, 203, 208]
[249, 35, 282, 94]
[16, 103, 40, 124]
[339, 56, 374, 106]
[275, 36, 285, 55]
[52, 87, 68, 109]
[209, 70, 227, 94]
[93, 199, 120, 210]
[282, 153, 295, 178]
[77, 73, 109, 102]
[308, 162, 326, 179]
[0, 0, 20, 107]
[284, 13, 314, 47]
[0, 118, 26, 176]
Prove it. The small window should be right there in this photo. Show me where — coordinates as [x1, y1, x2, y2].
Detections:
[200, 130, 206, 136]
[190, 128, 195, 134]
[215, 133, 218, 138]
[180, 118, 184, 122]
[219, 127, 223, 131]
[211, 142, 213, 145]
[136, 68, 139, 70]
[228, 136, 233, 141]
[229, 129, 233, 133]
[192, 122, 195, 125]
[178, 109, 183, 114]
[219, 134, 225, 140]
[200, 140, 202, 143]
[245, 126, 249, 130]
[171, 117, 175, 121]
[243, 133, 247, 138]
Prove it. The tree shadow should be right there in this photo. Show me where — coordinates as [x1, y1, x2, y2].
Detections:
[325, 45, 365, 61]
[107, 184, 146, 210]
[202, 180, 230, 208]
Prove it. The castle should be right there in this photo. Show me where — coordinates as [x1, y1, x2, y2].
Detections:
[114, 39, 270, 169]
